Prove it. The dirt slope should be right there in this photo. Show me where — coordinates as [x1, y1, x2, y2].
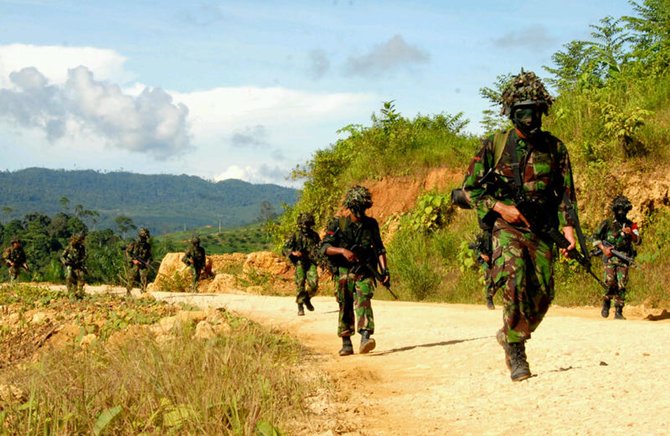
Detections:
[147, 290, 670, 435]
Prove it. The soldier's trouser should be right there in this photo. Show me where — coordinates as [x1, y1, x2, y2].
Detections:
[127, 265, 149, 291]
[603, 262, 628, 306]
[8, 266, 20, 281]
[295, 262, 319, 304]
[335, 267, 374, 337]
[481, 263, 496, 299]
[190, 265, 204, 291]
[492, 220, 554, 344]
[66, 267, 85, 297]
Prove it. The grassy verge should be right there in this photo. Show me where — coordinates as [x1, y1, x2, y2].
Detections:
[0, 285, 323, 434]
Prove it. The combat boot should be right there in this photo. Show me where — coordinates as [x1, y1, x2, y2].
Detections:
[339, 336, 354, 356]
[508, 341, 531, 382]
[496, 329, 511, 370]
[297, 303, 305, 316]
[304, 297, 315, 312]
[359, 330, 376, 354]
[601, 298, 611, 318]
[614, 305, 626, 320]
[486, 295, 495, 310]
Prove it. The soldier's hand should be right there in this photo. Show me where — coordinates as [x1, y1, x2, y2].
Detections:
[291, 251, 302, 257]
[380, 269, 391, 287]
[602, 245, 613, 258]
[341, 248, 357, 263]
[560, 226, 576, 257]
[493, 202, 530, 228]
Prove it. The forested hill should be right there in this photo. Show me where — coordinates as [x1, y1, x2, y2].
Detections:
[0, 168, 298, 233]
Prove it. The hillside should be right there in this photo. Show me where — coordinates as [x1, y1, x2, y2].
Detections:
[0, 168, 298, 234]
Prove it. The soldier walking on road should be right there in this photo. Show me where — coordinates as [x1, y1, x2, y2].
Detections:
[126, 227, 153, 294]
[283, 212, 321, 316]
[321, 186, 390, 356]
[593, 195, 641, 320]
[2, 238, 29, 282]
[182, 235, 207, 292]
[463, 70, 580, 382]
[61, 233, 87, 300]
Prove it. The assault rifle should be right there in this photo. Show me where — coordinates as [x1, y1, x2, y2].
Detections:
[512, 196, 608, 291]
[590, 241, 635, 265]
[348, 244, 398, 300]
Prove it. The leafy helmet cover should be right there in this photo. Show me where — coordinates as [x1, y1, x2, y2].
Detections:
[500, 70, 554, 117]
[297, 212, 315, 228]
[611, 195, 632, 212]
[342, 185, 373, 210]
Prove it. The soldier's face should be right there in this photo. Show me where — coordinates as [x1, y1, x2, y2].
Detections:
[512, 106, 542, 135]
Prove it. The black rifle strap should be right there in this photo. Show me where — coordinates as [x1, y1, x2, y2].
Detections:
[562, 192, 591, 264]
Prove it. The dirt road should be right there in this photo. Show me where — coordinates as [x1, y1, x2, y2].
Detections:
[141, 290, 670, 435]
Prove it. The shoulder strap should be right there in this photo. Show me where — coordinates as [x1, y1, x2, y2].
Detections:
[492, 129, 511, 169]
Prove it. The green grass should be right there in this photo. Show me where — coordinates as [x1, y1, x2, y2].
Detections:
[156, 222, 273, 255]
[0, 288, 321, 434]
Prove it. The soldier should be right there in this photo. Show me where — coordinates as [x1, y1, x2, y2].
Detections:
[463, 70, 579, 382]
[2, 238, 29, 282]
[321, 185, 390, 356]
[471, 229, 495, 310]
[182, 235, 207, 292]
[126, 227, 153, 294]
[283, 212, 321, 316]
[61, 233, 87, 300]
[593, 195, 641, 320]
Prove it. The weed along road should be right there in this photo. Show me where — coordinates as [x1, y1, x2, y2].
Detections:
[147, 290, 670, 434]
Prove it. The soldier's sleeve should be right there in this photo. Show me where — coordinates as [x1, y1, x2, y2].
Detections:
[592, 219, 609, 247]
[369, 218, 386, 256]
[181, 249, 190, 265]
[556, 139, 578, 228]
[463, 136, 497, 222]
[282, 234, 295, 257]
[631, 221, 641, 245]
[320, 218, 340, 256]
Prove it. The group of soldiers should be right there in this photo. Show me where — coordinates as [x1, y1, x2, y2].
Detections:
[2, 226, 210, 299]
[283, 185, 389, 356]
[2, 69, 646, 383]
[281, 70, 643, 383]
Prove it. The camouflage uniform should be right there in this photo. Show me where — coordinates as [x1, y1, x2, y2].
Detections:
[321, 186, 389, 356]
[463, 70, 578, 381]
[182, 236, 207, 292]
[472, 229, 496, 309]
[2, 240, 28, 282]
[61, 234, 87, 299]
[593, 196, 640, 319]
[283, 213, 321, 315]
[126, 228, 153, 293]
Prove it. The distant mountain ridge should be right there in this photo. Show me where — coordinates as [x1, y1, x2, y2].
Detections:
[0, 168, 298, 234]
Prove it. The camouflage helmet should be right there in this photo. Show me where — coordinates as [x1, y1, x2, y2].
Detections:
[342, 185, 373, 211]
[297, 212, 315, 228]
[138, 227, 150, 239]
[70, 232, 85, 244]
[191, 235, 201, 245]
[611, 195, 632, 213]
[500, 70, 554, 117]
[10, 236, 21, 244]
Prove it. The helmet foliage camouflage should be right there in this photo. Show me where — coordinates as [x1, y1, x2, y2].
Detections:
[611, 195, 632, 213]
[138, 227, 150, 239]
[191, 235, 201, 245]
[342, 185, 373, 211]
[70, 233, 85, 244]
[297, 212, 315, 228]
[500, 70, 553, 117]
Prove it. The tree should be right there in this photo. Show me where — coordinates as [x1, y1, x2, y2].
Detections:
[115, 215, 136, 238]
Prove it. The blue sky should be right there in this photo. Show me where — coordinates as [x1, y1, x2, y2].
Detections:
[0, 0, 636, 186]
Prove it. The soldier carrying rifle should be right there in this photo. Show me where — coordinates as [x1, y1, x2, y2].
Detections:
[125, 227, 153, 294]
[283, 212, 321, 316]
[592, 195, 641, 320]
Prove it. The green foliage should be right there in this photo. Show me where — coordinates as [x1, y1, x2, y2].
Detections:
[408, 193, 454, 233]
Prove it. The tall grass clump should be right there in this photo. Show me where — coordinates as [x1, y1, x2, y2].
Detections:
[0, 314, 319, 434]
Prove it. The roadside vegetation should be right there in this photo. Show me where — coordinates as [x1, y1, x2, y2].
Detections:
[0, 284, 320, 434]
[273, 0, 670, 308]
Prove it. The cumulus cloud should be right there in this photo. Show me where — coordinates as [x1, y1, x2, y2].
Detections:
[492, 25, 557, 50]
[344, 34, 429, 77]
[0, 44, 132, 87]
[307, 49, 330, 80]
[0, 66, 191, 158]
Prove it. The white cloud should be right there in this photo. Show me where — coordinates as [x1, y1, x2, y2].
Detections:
[0, 66, 191, 158]
[0, 44, 133, 87]
[344, 34, 430, 77]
